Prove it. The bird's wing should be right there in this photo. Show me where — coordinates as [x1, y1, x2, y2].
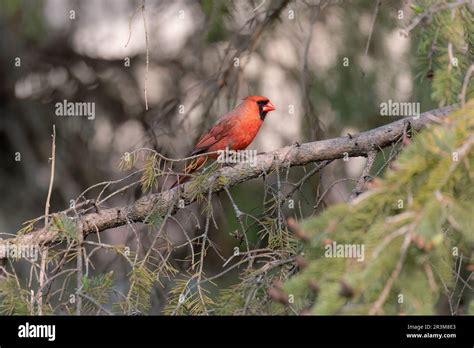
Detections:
[190, 114, 236, 155]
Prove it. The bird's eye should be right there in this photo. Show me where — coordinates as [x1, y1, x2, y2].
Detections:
[257, 100, 269, 105]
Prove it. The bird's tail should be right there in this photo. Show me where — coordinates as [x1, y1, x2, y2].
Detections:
[170, 155, 208, 188]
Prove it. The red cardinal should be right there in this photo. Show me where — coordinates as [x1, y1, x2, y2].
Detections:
[171, 95, 276, 187]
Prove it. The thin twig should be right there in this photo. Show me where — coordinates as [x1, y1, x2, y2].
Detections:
[369, 232, 411, 315]
[38, 125, 56, 315]
[76, 226, 84, 315]
[197, 187, 213, 315]
[401, 0, 469, 36]
[44, 125, 56, 227]
[460, 64, 474, 108]
[349, 150, 377, 200]
[78, 292, 113, 315]
[223, 187, 251, 263]
[364, 0, 381, 57]
[125, 5, 142, 48]
[142, 0, 149, 110]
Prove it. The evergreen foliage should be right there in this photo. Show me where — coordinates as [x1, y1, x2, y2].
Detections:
[282, 102, 474, 315]
[413, 1, 474, 105]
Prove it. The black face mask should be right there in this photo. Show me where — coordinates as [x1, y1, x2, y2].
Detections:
[256, 100, 270, 120]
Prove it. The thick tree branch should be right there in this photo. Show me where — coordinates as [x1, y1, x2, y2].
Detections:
[0, 105, 456, 256]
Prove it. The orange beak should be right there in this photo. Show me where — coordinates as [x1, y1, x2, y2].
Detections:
[262, 101, 276, 113]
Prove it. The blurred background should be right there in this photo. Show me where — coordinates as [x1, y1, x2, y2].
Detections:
[0, 0, 461, 313]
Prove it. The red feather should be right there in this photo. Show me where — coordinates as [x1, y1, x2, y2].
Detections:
[171, 95, 275, 188]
